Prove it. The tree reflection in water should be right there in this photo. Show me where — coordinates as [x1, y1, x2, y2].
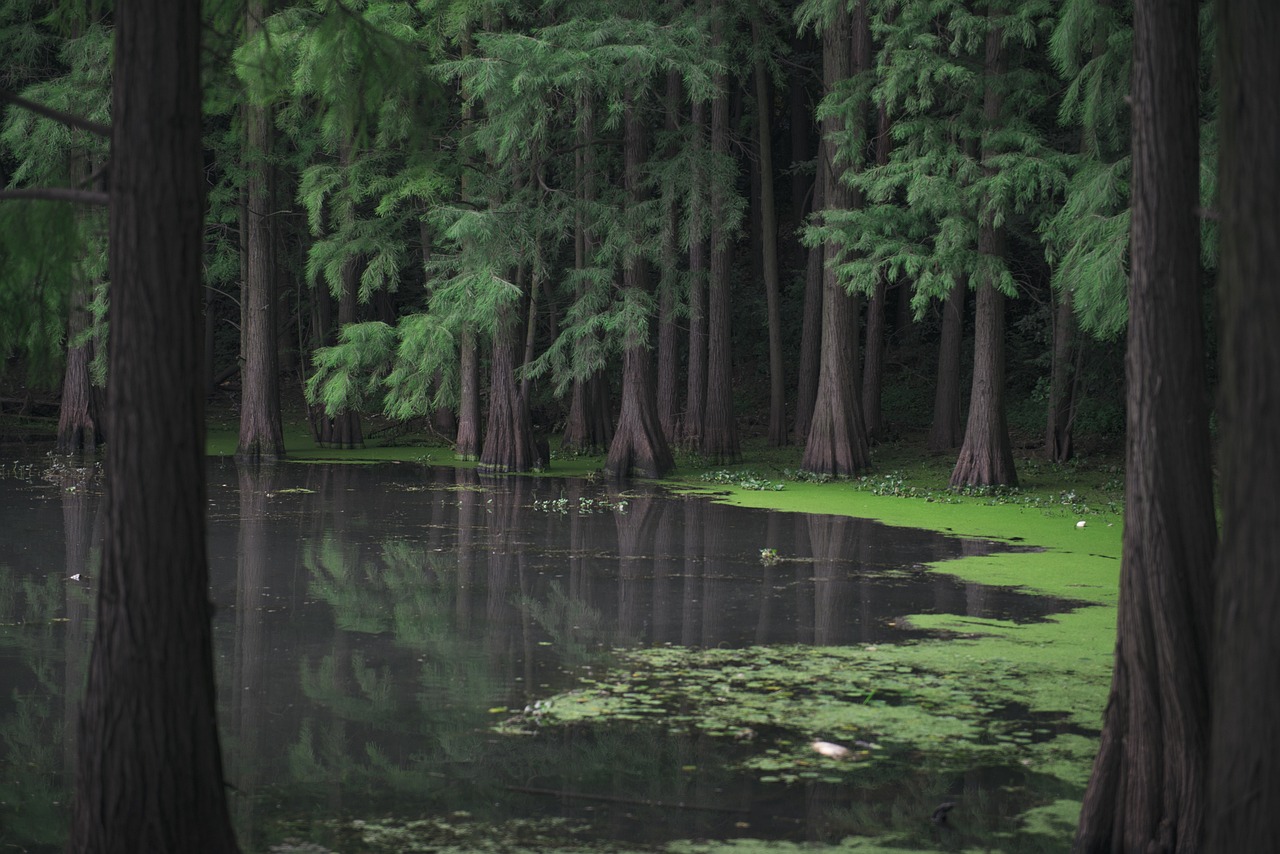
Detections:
[0, 461, 1073, 850]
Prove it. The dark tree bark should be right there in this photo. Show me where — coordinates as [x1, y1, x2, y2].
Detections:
[480, 301, 538, 472]
[562, 94, 613, 455]
[657, 70, 682, 444]
[927, 285, 966, 452]
[793, 169, 823, 444]
[455, 325, 481, 459]
[950, 14, 1017, 488]
[68, 1, 240, 849]
[753, 18, 786, 448]
[801, 0, 871, 477]
[1075, 0, 1215, 849]
[57, 151, 103, 456]
[605, 99, 674, 480]
[57, 271, 100, 456]
[680, 100, 709, 450]
[1046, 288, 1079, 463]
[1207, 3, 1280, 849]
[702, 13, 740, 465]
[236, 0, 284, 462]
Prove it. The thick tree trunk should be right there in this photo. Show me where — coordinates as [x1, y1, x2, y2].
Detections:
[1207, 3, 1280, 850]
[949, 276, 1016, 486]
[950, 15, 1016, 488]
[927, 285, 965, 451]
[562, 98, 612, 455]
[702, 25, 739, 465]
[606, 100, 674, 480]
[657, 70, 682, 444]
[237, 0, 284, 462]
[1046, 288, 1078, 463]
[793, 176, 822, 444]
[480, 302, 538, 472]
[58, 152, 103, 456]
[681, 100, 709, 450]
[801, 0, 871, 477]
[1075, 0, 1215, 850]
[68, 1, 240, 849]
[455, 326, 481, 459]
[754, 20, 786, 448]
[57, 276, 100, 456]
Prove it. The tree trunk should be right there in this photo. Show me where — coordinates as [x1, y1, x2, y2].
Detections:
[754, 20, 786, 448]
[455, 325, 481, 459]
[1207, 3, 1280, 850]
[800, 0, 871, 477]
[927, 285, 965, 451]
[68, 1, 240, 849]
[793, 171, 823, 445]
[1075, 0, 1215, 849]
[702, 18, 739, 465]
[57, 271, 101, 456]
[949, 14, 1016, 488]
[481, 301, 538, 472]
[237, 0, 284, 462]
[1046, 288, 1078, 463]
[606, 98, 674, 480]
[657, 70, 682, 444]
[681, 100, 709, 450]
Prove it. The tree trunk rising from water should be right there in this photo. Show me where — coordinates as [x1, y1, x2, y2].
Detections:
[606, 98, 673, 480]
[800, 0, 870, 478]
[68, 1, 240, 849]
[1075, 0, 1215, 849]
[702, 14, 740, 465]
[236, 0, 284, 462]
[1208, 2, 1280, 849]
[480, 301, 537, 472]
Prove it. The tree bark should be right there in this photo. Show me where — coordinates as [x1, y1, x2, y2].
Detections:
[754, 19, 786, 448]
[793, 163, 823, 445]
[68, 1, 240, 849]
[927, 285, 965, 451]
[657, 70, 682, 445]
[480, 301, 538, 472]
[800, 0, 871, 477]
[606, 98, 674, 479]
[950, 12, 1017, 488]
[702, 12, 739, 465]
[1046, 287, 1078, 463]
[1207, 2, 1280, 850]
[57, 268, 101, 456]
[455, 325, 481, 459]
[681, 100, 709, 450]
[237, 0, 284, 462]
[1075, 0, 1215, 849]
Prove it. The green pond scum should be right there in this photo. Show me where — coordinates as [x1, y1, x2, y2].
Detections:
[147, 427, 1123, 850]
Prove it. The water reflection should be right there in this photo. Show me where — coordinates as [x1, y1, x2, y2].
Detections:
[0, 461, 1075, 851]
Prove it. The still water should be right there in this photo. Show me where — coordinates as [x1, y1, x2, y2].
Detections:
[0, 459, 1075, 851]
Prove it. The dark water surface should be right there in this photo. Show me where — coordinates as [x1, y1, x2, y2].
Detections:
[0, 458, 1074, 851]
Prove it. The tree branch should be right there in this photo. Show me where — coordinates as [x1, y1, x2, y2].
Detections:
[0, 89, 111, 138]
[0, 187, 109, 205]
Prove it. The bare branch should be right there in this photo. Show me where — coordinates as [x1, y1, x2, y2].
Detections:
[0, 89, 111, 138]
[0, 187, 109, 205]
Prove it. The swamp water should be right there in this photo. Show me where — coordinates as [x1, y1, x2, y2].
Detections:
[0, 459, 1092, 852]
